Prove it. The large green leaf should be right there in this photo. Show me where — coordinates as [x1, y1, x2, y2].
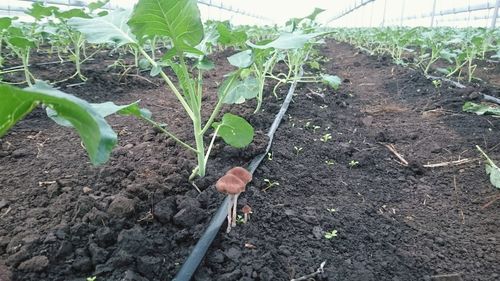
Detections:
[219, 75, 259, 104]
[26, 3, 58, 20]
[227, 50, 253, 68]
[247, 31, 329, 50]
[212, 113, 253, 148]
[55, 9, 91, 19]
[0, 17, 12, 30]
[463, 102, 500, 116]
[128, 0, 203, 53]
[68, 10, 136, 47]
[216, 23, 247, 46]
[47, 101, 151, 127]
[0, 82, 117, 165]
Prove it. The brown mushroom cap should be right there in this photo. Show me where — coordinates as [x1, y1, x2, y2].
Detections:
[216, 174, 246, 194]
[226, 167, 252, 184]
[242, 205, 252, 214]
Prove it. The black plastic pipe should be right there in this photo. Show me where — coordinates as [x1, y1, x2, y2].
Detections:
[173, 69, 303, 281]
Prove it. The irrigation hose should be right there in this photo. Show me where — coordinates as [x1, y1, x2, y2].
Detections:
[173, 68, 304, 281]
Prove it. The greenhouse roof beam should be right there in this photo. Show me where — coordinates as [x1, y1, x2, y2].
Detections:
[394, 1, 497, 22]
[325, 0, 375, 23]
[197, 0, 272, 22]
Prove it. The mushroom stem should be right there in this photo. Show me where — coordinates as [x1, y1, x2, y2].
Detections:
[243, 213, 248, 224]
[231, 193, 239, 227]
[226, 195, 234, 233]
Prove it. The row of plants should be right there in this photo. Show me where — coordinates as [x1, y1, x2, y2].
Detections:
[330, 27, 500, 82]
[0, 1, 341, 184]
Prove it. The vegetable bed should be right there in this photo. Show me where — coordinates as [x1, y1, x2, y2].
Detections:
[1, 39, 499, 281]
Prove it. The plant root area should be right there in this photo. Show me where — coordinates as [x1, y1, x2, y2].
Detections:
[1, 41, 499, 281]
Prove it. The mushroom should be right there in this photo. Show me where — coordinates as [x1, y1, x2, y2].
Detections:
[215, 167, 252, 233]
[242, 204, 252, 223]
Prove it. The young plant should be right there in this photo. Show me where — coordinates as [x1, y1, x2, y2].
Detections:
[68, 1, 255, 179]
[262, 179, 280, 192]
[348, 160, 359, 168]
[476, 145, 500, 189]
[324, 229, 338, 239]
[294, 146, 303, 156]
[320, 133, 332, 142]
[325, 160, 335, 166]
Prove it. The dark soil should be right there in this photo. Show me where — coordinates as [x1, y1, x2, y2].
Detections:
[1, 40, 499, 281]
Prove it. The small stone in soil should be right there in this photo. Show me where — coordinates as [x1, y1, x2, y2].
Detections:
[107, 196, 135, 217]
[0, 199, 9, 209]
[17, 255, 49, 272]
[224, 247, 242, 261]
[153, 198, 176, 224]
[172, 207, 206, 227]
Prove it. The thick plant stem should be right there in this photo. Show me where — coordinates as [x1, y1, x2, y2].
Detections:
[21, 51, 33, 87]
[193, 116, 206, 178]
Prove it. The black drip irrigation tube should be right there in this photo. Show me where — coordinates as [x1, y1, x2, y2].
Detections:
[173, 69, 303, 281]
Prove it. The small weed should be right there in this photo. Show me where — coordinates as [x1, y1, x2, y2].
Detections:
[236, 214, 245, 224]
[262, 179, 280, 192]
[312, 125, 321, 133]
[321, 133, 332, 142]
[325, 160, 335, 166]
[267, 152, 273, 161]
[327, 208, 336, 213]
[432, 79, 442, 88]
[324, 230, 338, 239]
[294, 146, 303, 156]
[348, 160, 359, 168]
[86, 277, 97, 281]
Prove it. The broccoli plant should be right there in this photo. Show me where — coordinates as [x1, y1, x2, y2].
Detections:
[67, 0, 255, 180]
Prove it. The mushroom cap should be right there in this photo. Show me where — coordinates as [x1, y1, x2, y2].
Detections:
[216, 174, 246, 194]
[242, 205, 252, 214]
[226, 167, 252, 184]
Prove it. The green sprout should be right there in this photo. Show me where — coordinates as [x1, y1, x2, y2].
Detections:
[320, 133, 332, 142]
[294, 146, 303, 156]
[325, 160, 335, 166]
[267, 151, 273, 161]
[348, 160, 359, 168]
[324, 230, 338, 239]
[235, 214, 245, 224]
[87, 277, 97, 281]
[432, 79, 442, 88]
[262, 179, 280, 192]
[327, 208, 336, 213]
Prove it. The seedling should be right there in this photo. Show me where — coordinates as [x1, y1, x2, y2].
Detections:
[320, 133, 332, 142]
[294, 146, 303, 156]
[324, 229, 338, 239]
[262, 179, 280, 192]
[312, 125, 321, 133]
[325, 160, 335, 166]
[235, 214, 245, 224]
[267, 151, 273, 161]
[432, 79, 442, 88]
[327, 208, 336, 213]
[348, 160, 359, 168]
[86, 277, 96, 281]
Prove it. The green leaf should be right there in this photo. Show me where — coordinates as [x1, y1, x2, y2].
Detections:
[0, 82, 117, 165]
[8, 36, 35, 49]
[27, 3, 58, 20]
[227, 50, 253, 68]
[47, 101, 151, 127]
[0, 17, 12, 30]
[463, 102, 500, 116]
[212, 113, 253, 148]
[128, 0, 203, 53]
[68, 10, 136, 47]
[247, 31, 329, 50]
[321, 74, 341, 90]
[88, 0, 110, 12]
[476, 145, 500, 189]
[55, 9, 91, 19]
[196, 57, 214, 70]
[216, 23, 247, 46]
[219, 75, 259, 104]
